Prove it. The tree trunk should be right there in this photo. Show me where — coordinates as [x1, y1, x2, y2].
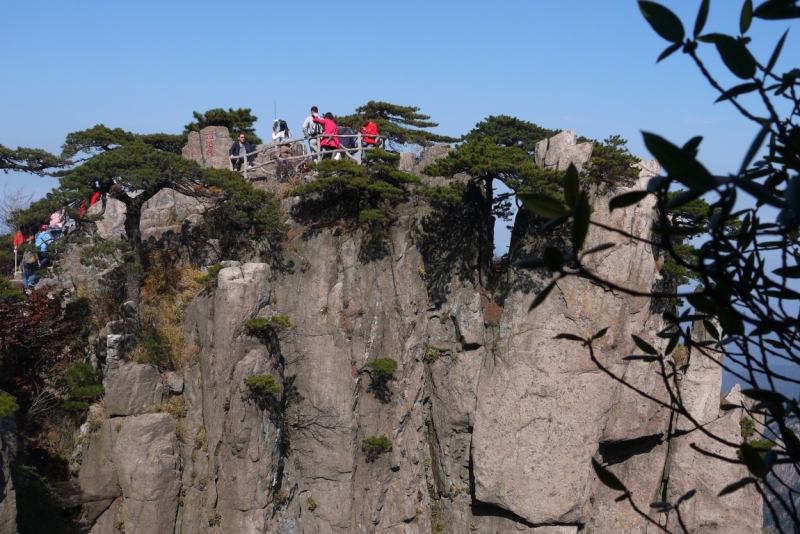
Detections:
[477, 177, 496, 288]
[120, 194, 148, 309]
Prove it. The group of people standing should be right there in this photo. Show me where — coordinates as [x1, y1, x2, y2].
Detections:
[302, 107, 379, 158]
[13, 209, 66, 290]
[229, 107, 379, 170]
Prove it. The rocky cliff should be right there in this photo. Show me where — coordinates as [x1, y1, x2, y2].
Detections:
[3, 129, 763, 533]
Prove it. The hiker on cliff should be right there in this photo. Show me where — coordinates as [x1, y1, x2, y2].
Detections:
[21, 227, 51, 289]
[302, 106, 324, 159]
[360, 116, 379, 147]
[229, 133, 256, 171]
[313, 112, 340, 159]
[49, 209, 65, 239]
[13, 227, 29, 272]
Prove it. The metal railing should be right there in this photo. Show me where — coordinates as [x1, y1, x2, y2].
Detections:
[230, 133, 381, 180]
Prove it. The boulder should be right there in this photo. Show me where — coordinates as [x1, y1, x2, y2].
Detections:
[78, 419, 119, 501]
[113, 414, 181, 534]
[105, 364, 164, 416]
[162, 372, 184, 394]
[88, 198, 127, 241]
[534, 130, 593, 172]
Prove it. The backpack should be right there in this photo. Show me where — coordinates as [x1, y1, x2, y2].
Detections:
[23, 250, 36, 265]
[312, 120, 324, 137]
[337, 127, 356, 149]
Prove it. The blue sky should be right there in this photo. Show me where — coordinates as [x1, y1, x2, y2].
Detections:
[1, 1, 795, 241]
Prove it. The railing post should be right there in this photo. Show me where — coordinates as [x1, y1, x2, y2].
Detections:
[13, 247, 17, 276]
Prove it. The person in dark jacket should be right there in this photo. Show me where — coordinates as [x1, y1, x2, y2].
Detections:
[229, 134, 256, 171]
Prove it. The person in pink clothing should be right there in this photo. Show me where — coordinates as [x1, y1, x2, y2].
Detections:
[49, 209, 65, 239]
[313, 112, 340, 158]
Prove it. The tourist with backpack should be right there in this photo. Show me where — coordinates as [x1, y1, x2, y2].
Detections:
[21, 226, 54, 289]
[302, 106, 325, 159]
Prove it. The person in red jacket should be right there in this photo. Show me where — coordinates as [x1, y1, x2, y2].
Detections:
[312, 112, 340, 158]
[360, 116, 379, 147]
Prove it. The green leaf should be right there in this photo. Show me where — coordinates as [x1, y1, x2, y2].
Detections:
[739, 444, 768, 478]
[753, 0, 800, 20]
[704, 33, 757, 79]
[643, 132, 717, 191]
[665, 331, 681, 355]
[695, 0, 710, 37]
[765, 30, 789, 75]
[592, 327, 609, 340]
[742, 388, 788, 405]
[592, 458, 627, 491]
[733, 175, 790, 209]
[657, 42, 683, 63]
[682, 135, 703, 156]
[518, 193, 569, 219]
[632, 335, 659, 355]
[639, 1, 686, 43]
[780, 425, 800, 461]
[773, 265, 800, 278]
[717, 307, 745, 336]
[610, 191, 650, 211]
[564, 163, 579, 208]
[543, 247, 565, 272]
[514, 257, 547, 270]
[785, 174, 800, 212]
[715, 82, 759, 103]
[741, 0, 754, 33]
[572, 191, 590, 252]
[541, 214, 571, 233]
[718, 477, 756, 496]
[652, 225, 703, 237]
[554, 333, 585, 342]
[702, 320, 720, 340]
[687, 294, 717, 314]
[623, 355, 660, 362]
[529, 280, 556, 312]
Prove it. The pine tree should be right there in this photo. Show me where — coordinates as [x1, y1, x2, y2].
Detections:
[462, 115, 558, 156]
[184, 107, 262, 144]
[337, 101, 458, 149]
[0, 144, 69, 176]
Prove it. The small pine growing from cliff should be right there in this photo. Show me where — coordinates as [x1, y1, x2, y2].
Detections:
[0, 392, 20, 418]
[244, 315, 294, 336]
[362, 434, 392, 462]
[244, 374, 284, 398]
[63, 362, 104, 412]
[366, 358, 397, 376]
[194, 263, 225, 288]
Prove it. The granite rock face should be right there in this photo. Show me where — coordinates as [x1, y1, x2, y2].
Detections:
[534, 129, 593, 172]
[104, 363, 164, 416]
[182, 126, 236, 170]
[0, 413, 18, 534]
[67, 134, 764, 534]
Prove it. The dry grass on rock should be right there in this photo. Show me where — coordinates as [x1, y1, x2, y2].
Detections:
[131, 250, 204, 371]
